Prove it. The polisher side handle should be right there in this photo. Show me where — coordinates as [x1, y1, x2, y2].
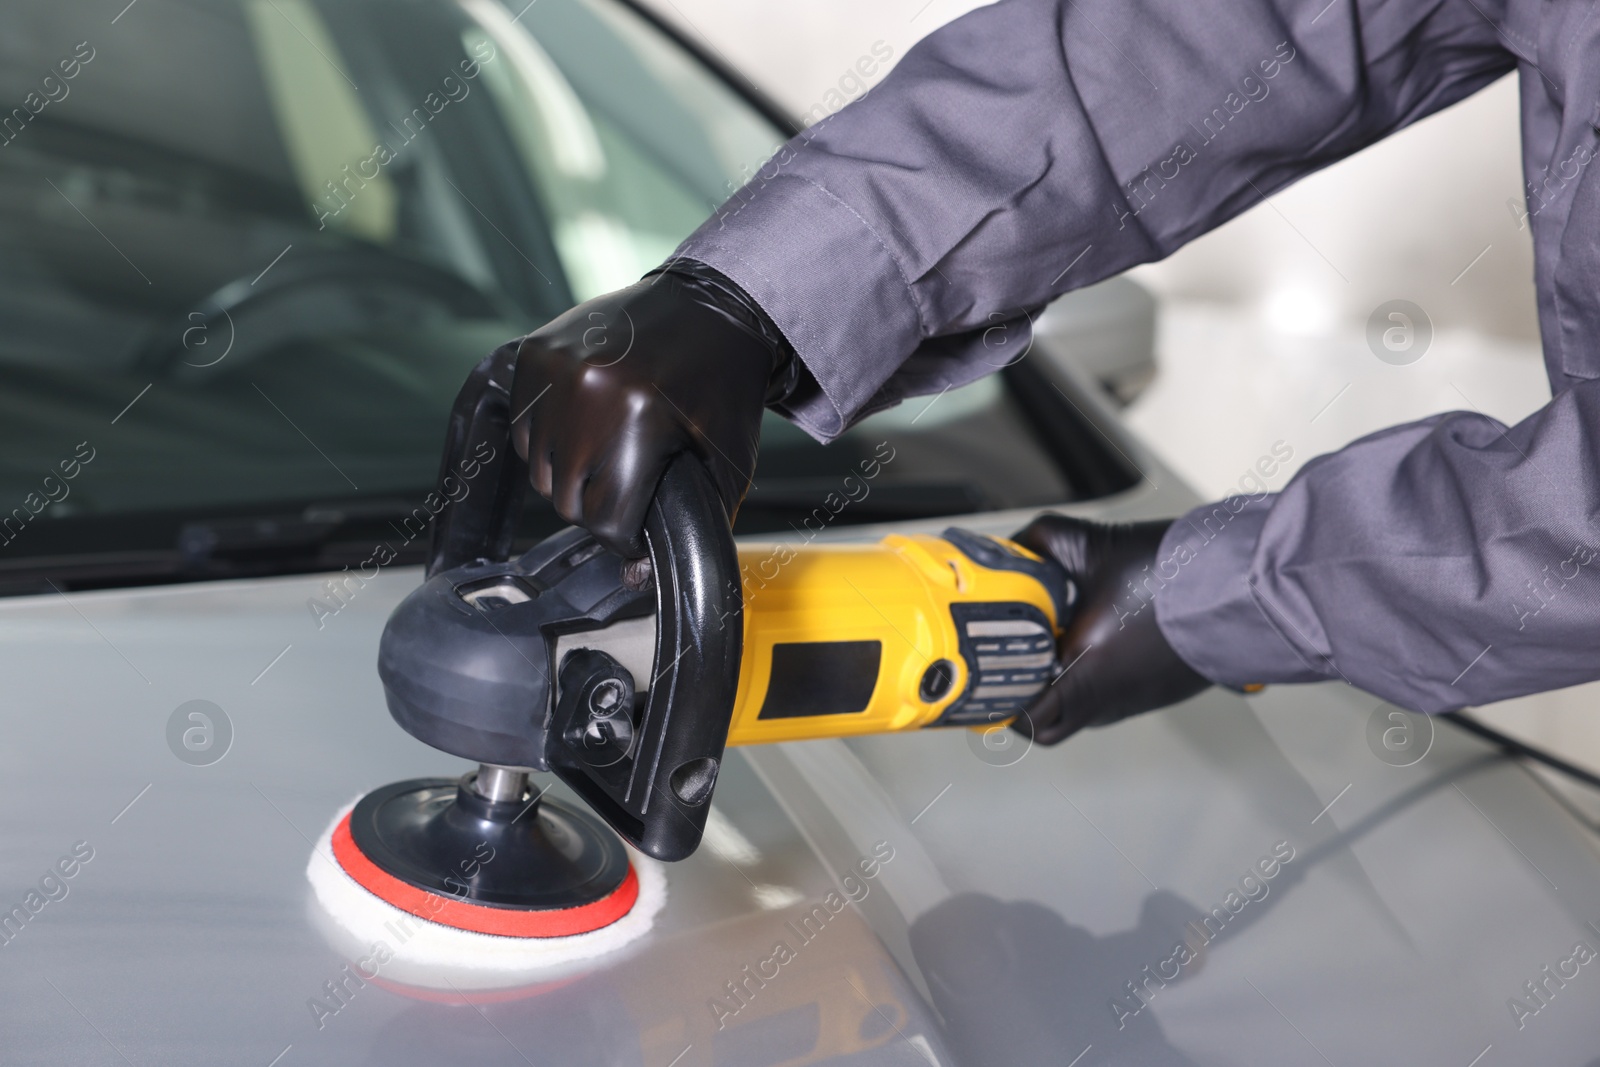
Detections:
[425, 345, 528, 577]
[547, 452, 744, 862]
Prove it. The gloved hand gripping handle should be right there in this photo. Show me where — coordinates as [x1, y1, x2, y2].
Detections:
[412, 346, 744, 861]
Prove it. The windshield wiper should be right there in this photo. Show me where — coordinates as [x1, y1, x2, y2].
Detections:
[175, 499, 420, 569]
[0, 498, 445, 596]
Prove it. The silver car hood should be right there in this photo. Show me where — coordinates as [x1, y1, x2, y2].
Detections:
[4, 444, 1599, 1065]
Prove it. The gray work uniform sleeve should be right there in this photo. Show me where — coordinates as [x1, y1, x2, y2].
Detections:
[676, 0, 1600, 714]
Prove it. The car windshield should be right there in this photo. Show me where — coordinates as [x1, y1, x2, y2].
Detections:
[0, 0, 1085, 592]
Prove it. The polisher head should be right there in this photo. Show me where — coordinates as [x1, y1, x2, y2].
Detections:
[332, 769, 640, 938]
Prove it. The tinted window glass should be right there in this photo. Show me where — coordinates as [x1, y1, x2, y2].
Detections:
[0, 0, 1077, 588]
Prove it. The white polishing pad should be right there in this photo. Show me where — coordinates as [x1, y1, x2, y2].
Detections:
[306, 800, 665, 984]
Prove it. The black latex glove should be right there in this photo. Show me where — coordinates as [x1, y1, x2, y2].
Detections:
[1011, 514, 1211, 745]
[509, 262, 797, 557]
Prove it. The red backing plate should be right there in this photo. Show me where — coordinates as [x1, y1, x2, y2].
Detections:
[331, 812, 639, 938]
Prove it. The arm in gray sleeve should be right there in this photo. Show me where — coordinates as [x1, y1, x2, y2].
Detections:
[675, 0, 1512, 439]
[1155, 380, 1600, 713]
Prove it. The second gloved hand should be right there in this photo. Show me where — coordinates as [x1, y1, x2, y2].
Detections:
[509, 262, 795, 557]
[1011, 514, 1211, 745]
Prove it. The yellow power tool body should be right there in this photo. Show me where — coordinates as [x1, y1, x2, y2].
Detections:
[724, 529, 1067, 745]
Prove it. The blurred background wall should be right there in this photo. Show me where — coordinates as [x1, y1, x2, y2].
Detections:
[640, 0, 1598, 780]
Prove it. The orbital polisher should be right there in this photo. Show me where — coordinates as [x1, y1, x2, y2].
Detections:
[321, 350, 1071, 952]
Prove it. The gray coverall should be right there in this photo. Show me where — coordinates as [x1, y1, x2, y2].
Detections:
[674, 0, 1600, 715]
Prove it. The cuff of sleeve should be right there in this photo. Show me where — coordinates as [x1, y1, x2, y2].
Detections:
[1154, 496, 1333, 689]
[674, 174, 926, 443]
